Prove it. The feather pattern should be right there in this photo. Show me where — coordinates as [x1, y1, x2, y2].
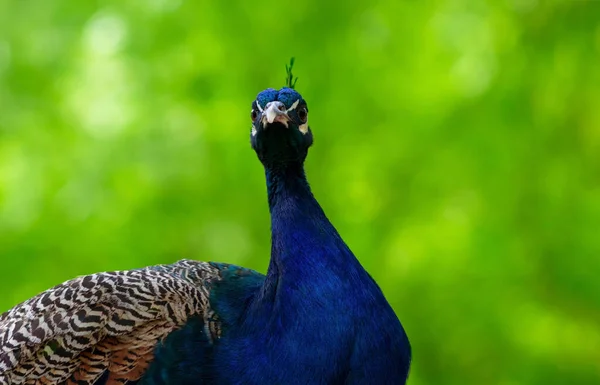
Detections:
[0, 260, 227, 385]
[1, 84, 411, 384]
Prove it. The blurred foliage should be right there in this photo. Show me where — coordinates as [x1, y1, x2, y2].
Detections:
[1, 0, 599, 384]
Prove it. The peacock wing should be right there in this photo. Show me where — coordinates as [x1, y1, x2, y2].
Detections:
[0, 260, 223, 385]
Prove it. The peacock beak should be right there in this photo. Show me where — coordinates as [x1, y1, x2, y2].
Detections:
[262, 101, 290, 128]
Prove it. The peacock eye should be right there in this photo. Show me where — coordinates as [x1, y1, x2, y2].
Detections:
[298, 107, 308, 123]
[251, 109, 258, 121]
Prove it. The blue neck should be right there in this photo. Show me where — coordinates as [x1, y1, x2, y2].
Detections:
[261, 162, 357, 302]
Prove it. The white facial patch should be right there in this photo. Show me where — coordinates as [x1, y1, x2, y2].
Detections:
[286, 99, 299, 112]
[299, 122, 309, 135]
[255, 100, 263, 112]
[251, 125, 257, 136]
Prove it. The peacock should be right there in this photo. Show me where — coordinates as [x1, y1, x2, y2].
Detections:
[0, 61, 411, 385]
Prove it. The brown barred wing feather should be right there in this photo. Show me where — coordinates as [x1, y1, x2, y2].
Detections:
[0, 260, 221, 385]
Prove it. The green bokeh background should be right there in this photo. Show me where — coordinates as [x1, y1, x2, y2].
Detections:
[1, 0, 599, 384]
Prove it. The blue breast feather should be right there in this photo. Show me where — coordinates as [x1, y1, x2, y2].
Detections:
[0, 85, 411, 384]
[92, 87, 411, 385]
[133, 169, 410, 384]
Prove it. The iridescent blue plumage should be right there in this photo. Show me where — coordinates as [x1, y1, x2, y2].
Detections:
[141, 87, 411, 384]
[0, 86, 410, 385]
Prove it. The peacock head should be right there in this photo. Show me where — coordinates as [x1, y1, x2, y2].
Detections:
[250, 87, 313, 167]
